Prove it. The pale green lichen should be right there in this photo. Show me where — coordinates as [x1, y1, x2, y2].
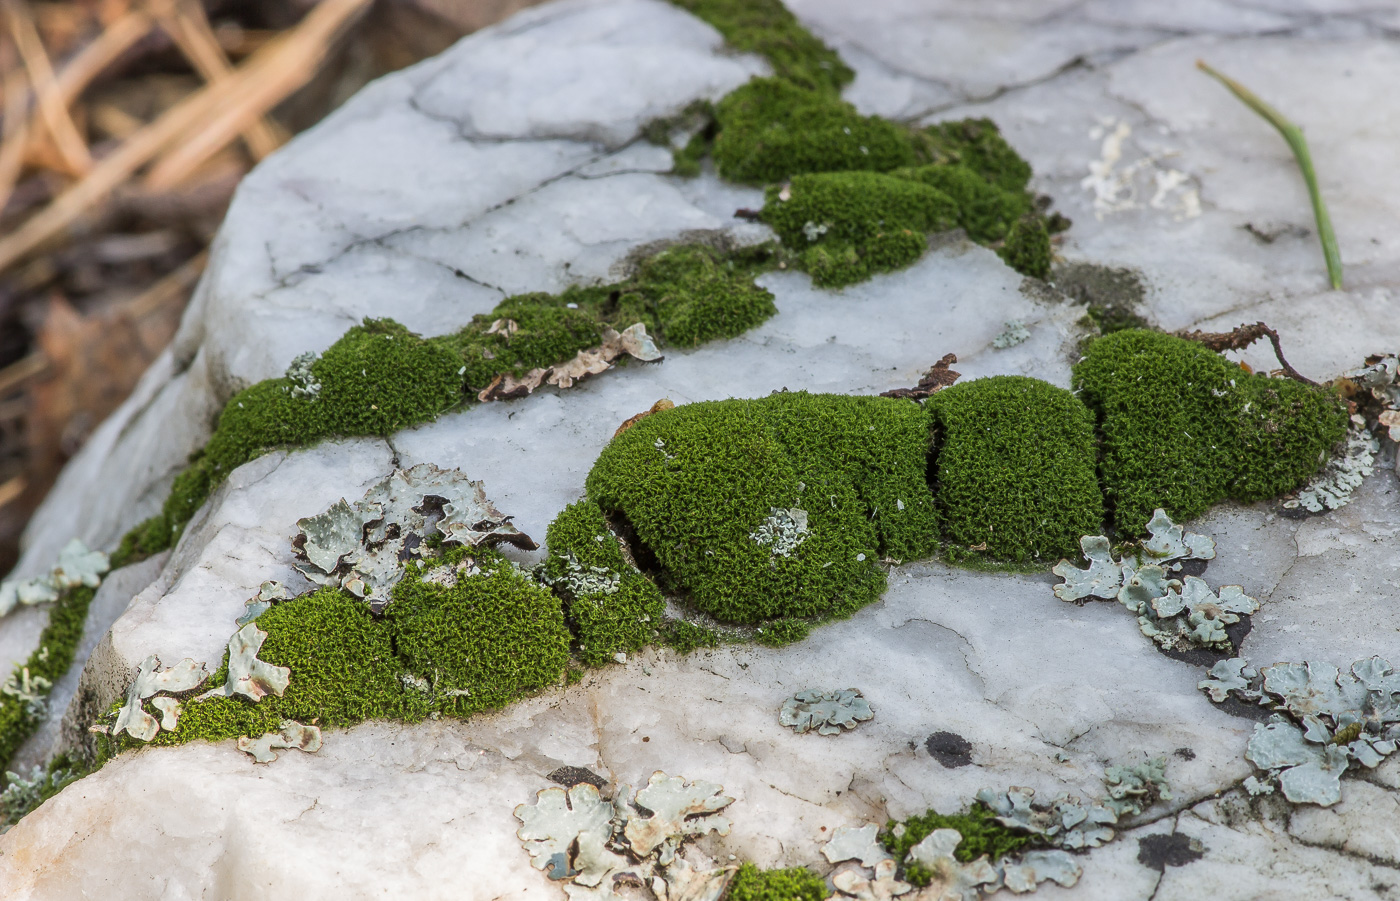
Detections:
[286, 351, 322, 398]
[1201, 656, 1400, 806]
[0, 538, 109, 617]
[195, 623, 290, 703]
[974, 786, 1117, 850]
[1054, 510, 1254, 653]
[1284, 419, 1376, 512]
[1102, 758, 1171, 818]
[102, 655, 210, 742]
[779, 688, 873, 735]
[294, 464, 535, 611]
[237, 720, 322, 764]
[822, 824, 892, 867]
[991, 320, 1030, 349]
[515, 771, 735, 898]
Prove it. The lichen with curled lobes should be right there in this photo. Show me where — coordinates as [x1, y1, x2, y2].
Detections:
[542, 501, 664, 667]
[1073, 329, 1348, 533]
[927, 375, 1104, 564]
[584, 392, 938, 628]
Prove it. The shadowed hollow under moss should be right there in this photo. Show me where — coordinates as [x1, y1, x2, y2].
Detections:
[585, 391, 940, 626]
[927, 375, 1104, 564]
[1074, 329, 1348, 534]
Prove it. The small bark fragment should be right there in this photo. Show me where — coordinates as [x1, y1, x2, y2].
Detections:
[614, 399, 677, 438]
[880, 353, 960, 400]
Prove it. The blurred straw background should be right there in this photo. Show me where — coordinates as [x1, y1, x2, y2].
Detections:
[0, 0, 544, 577]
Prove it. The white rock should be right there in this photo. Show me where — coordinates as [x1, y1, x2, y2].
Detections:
[4, 0, 1400, 897]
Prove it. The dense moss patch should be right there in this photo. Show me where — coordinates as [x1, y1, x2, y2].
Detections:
[0, 584, 96, 773]
[913, 119, 1033, 195]
[881, 804, 1037, 884]
[761, 172, 957, 287]
[106, 244, 779, 567]
[927, 376, 1104, 564]
[542, 501, 664, 667]
[1074, 329, 1348, 534]
[115, 549, 568, 755]
[997, 215, 1051, 280]
[585, 392, 938, 628]
[667, 0, 852, 92]
[713, 78, 916, 185]
[892, 164, 1032, 245]
[727, 862, 828, 901]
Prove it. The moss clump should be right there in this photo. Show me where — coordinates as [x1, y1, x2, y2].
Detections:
[391, 549, 571, 713]
[103, 244, 780, 565]
[542, 501, 664, 667]
[585, 392, 937, 627]
[130, 549, 568, 754]
[914, 118, 1032, 195]
[892, 165, 1032, 244]
[927, 376, 1104, 564]
[667, 0, 852, 92]
[726, 862, 828, 901]
[997, 215, 1051, 280]
[761, 172, 957, 287]
[1074, 329, 1348, 533]
[713, 78, 916, 185]
[660, 620, 721, 653]
[0, 584, 96, 779]
[881, 804, 1037, 884]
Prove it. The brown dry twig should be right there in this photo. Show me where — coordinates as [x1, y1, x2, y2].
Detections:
[1175, 321, 1316, 386]
[880, 353, 961, 400]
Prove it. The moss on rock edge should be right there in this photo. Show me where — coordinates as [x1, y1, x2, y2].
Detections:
[1074, 329, 1348, 534]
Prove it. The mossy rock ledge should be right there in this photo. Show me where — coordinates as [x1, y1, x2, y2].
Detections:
[0, 0, 1394, 898]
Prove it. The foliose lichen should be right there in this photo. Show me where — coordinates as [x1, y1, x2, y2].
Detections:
[1199, 656, 1400, 806]
[779, 688, 873, 735]
[1284, 417, 1377, 513]
[514, 771, 735, 899]
[1054, 509, 1255, 654]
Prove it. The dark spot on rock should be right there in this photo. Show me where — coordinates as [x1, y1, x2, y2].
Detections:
[1137, 833, 1205, 871]
[1174, 747, 1196, 760]
[925, 731, 974, 768]
[1052, 261, 1149, 334]
[1173, 558, 1209, 579]
[547, 766, 606, 789]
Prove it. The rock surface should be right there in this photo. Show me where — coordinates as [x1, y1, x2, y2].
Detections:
[5, 0, 1400, 897]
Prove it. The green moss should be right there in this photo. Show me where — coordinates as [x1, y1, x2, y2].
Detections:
[713, 78, 916, 185]
[927, 376, 1104, 564]
[881, 804, 1036, 877]
[997, 215, 1051, 280]
[914, 119, 1032, 195]
[660, 620, 721, 653]
[391, 549, 571, 713]
[1074, 329, 1348, 534]
[666, 0, 852, 92]
[726, 862, 828, 901]
[585, 392, 937, 625]
[761, 172, 957, 287]
[130, 549, 568, 753]
[543, 501, 664, 667]
[891, 165, 1032, 244]
[0, 584, 97, 781]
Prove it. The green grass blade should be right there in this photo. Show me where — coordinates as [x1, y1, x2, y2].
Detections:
[1197, 60, 1342, 290]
